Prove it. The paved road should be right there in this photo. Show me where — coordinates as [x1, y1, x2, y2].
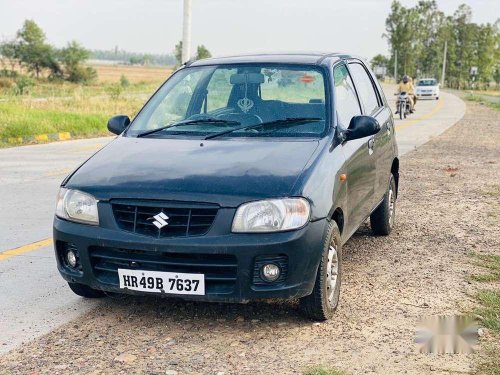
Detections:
[0, 87, 465, 354]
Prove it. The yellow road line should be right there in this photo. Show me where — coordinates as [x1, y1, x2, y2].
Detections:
[395, 96, 445, 131]
[0, 238, 53, 261]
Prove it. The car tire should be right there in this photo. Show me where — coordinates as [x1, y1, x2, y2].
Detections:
[370, 173, 397, 236]
[68, 282, 106, 298]
[299, 220, 342, 321]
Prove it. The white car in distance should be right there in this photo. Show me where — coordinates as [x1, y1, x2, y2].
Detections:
[415, 78, 440, 100]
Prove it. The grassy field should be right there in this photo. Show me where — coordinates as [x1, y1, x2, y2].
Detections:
[470, 254, 500, 375]
[0, 64, 171, 145]
[90, 63, 171, 84]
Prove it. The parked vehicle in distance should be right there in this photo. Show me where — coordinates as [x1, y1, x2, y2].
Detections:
[415, 78, 440, 100]
[53, 53, 399, 321]
[396, 91, 412, 119]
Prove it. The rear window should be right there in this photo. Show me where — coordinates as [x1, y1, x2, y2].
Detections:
[417, 79, 437, 86]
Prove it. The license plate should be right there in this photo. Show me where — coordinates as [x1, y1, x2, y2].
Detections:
[118, 269, 205, 295]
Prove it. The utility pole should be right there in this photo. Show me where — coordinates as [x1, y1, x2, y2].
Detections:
[441, 41, 447, 87]
[394, 50, 397, 83]
[182, 0, 192, 63]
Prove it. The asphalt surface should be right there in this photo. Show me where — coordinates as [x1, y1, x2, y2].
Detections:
[0, 86, 465, 354]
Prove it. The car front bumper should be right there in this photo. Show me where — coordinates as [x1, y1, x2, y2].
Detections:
[53, 217, 328, 303]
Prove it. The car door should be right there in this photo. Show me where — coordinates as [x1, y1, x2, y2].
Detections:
[348, 61, 393, 208]
[333, 63, 376, 236]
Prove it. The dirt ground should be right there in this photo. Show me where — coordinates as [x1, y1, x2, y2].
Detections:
[1, 101, 499, 375]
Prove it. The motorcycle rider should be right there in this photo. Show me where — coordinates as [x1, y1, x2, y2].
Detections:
[396, 75, 415, 114]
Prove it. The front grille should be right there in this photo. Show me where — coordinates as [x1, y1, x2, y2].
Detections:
[89, 247, 237, 294]
[112, 202, 218, 238]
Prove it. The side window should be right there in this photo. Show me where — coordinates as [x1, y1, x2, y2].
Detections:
[348, 63, 380, 115]
[206, 68, 236, 112]
[333, 64, 361, 128]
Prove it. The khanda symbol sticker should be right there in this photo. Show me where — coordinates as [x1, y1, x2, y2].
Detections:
[237, 97, 254, 113]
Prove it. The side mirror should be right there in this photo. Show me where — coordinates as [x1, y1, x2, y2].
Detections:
[107, 115, 131, 135]
[344, 116, 380, 141]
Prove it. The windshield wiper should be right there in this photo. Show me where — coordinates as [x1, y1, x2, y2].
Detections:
[204, 117, 322, 140]
[136, 118, 241, 138]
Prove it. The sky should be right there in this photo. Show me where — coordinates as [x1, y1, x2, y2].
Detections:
[0, 0, 498, 60]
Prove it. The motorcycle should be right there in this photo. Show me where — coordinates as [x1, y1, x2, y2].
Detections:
[395, 91, 411, 120]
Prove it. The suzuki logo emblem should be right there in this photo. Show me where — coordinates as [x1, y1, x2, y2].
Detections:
[150, 212, 169, 229]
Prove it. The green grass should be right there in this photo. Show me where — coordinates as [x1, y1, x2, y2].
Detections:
[464, 94, 500, 112]
[304, 366, 347, 375]
[470, 254, 500, 374]
[474, 289, 500, 333]
[0, 93, 146, 141]
[471, 255, 500, 283]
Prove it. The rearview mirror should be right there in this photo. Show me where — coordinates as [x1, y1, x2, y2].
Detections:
[344, 116, 380, 141]
[107, 115, 131, 135]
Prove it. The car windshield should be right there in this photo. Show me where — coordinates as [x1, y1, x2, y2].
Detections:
[126, 64, 328, 139]
[417, 79, 437, 86]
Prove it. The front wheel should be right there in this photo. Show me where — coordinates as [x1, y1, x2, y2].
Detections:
[300, 221, 342, 321]
[370, 174, 397, 235]
[68, 282, 106, 298]
[399, 102, 404, 120]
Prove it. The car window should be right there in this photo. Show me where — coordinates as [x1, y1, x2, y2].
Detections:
[348, 63, 380, 115]
[417, 79, 437, 86]
[333, 64, 361, 128]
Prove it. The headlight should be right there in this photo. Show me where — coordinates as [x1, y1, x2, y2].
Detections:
[55, 188, 99, 225]
[232, 198, 310, 233]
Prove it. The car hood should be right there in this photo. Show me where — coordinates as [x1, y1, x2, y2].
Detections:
[66, 136, 320, 207]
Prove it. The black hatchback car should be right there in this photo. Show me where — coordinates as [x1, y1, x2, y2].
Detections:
[54, 53, 399, 320]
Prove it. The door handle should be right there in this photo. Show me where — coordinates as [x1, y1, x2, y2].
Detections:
[367, 137, 375, 154]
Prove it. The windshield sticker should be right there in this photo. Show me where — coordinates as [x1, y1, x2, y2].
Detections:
[299, 74, 316, 84]
[237, 73, 254, 113]
[238, 97, 254, 113]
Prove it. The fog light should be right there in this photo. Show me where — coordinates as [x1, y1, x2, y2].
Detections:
[261, 263, 280, 282]
[66, 250, 77, 268]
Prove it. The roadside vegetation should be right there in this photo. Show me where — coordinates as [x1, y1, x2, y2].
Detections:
[0, 20, 176, 145]
[464, 94, 500, 112]
[303, 366, 347, 375]
[470, 253, 500, 374]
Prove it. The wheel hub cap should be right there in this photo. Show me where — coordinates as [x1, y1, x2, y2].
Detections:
[326, 241, 339, 306]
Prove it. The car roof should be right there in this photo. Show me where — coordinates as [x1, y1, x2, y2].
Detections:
[188, 52, 357, 67]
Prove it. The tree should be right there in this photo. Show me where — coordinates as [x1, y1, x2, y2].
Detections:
[59, 41, 96, 83]
[0, 40, 19, 71]
[370, 54, 389, 69]
[15, 20, 60, 78]
[196, 45, 212, 60]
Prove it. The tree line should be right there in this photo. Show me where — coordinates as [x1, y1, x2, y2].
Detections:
[0, 20, 97, 84]
[0, 20, 214, 86]
[374, 1, 499, 89]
